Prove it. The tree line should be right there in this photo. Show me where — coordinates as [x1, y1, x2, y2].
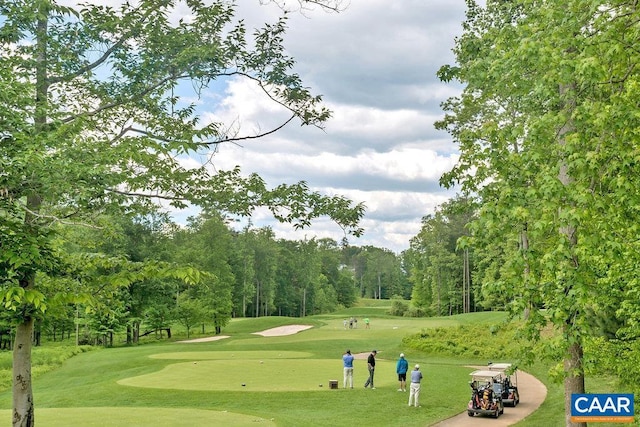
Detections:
[0, 212, 410, 347]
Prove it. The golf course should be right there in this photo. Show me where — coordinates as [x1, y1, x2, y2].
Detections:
[0, 300, 614, 426]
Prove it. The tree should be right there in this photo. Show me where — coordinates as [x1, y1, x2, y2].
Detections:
[407, 197, 476, 316]
[437, 1, 640, 424]
[173, 213, 236, 333]
[228, 224, 255, 317]
[174, 293, 208, 339]
[0, 1, 364, 425]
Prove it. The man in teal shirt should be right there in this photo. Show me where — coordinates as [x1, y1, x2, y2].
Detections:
[396, 353, 409, 392]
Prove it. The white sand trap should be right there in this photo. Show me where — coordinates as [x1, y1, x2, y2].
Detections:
[253, 325, 313, 337]
[178, 335, 230, 343]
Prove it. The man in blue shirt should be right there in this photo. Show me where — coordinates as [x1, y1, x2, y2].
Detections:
[396, 353, 409, 392]
[342, 349, 355, 389]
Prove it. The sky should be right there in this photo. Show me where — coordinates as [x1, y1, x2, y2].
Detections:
[159, 0, 469, 253]
[54, 0, 468, 253]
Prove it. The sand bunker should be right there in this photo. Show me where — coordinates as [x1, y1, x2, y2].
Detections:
[178, 324, 313, 343]
[178, 335, 230, 343]
[253, 325, 313, 337]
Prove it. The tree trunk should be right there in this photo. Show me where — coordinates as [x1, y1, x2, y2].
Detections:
[564, 340, 586, 427]
[13, 317, 35, 427]
[558, 80, 584, 426]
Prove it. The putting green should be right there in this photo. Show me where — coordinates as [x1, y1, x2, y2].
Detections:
[0, 407, 275, 426]
[118, 358, 396, 391]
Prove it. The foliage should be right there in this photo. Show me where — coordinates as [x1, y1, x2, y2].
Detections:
[436, 0, 640, 420]
[173, 293, 208, 339]
[387, 296, 409, 316]
[1, 0, 364, 423]
[402, 322, 523, 360]
[406, 196, 476, 316]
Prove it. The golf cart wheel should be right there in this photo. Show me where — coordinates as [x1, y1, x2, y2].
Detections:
[467, 411, 474, 417]
[494, 409, 500, 418]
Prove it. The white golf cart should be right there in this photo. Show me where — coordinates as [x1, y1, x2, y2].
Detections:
[488, 362, 520, 407]
[467, 370, 505, 418]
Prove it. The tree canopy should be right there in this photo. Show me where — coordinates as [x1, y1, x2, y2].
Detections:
[437, 1, 640, 424]
[0, 1, 363, 425]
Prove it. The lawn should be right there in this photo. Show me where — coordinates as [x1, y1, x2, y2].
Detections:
[0, 306, 576, 426]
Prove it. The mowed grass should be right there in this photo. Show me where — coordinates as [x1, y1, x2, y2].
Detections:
[15, 407, 276, 427]
[0, 307, 512, 426]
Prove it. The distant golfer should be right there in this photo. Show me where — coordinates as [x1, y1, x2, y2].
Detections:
[396, 353, 409, 392]
[342, 349, 354, 389]
[408, 364, 423, 407]
[364, 318, 370, 329]
[364, 350, 377, 389]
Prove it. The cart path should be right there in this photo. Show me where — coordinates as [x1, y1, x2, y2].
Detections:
[430, 369, 547, 427]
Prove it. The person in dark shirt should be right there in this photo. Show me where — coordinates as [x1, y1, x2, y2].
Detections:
[364, 350, 377, 389]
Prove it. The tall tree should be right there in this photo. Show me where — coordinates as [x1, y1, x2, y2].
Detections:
[0, 1, 363, 425]
[408, 197, 474, 316]
[229, 224, 257, 317]
[173, 213, 236, 334]
[437, 1, 640, 424]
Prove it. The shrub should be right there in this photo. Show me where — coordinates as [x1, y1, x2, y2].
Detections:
[402, 323, 523, 360]
[388, 297, 409, 316]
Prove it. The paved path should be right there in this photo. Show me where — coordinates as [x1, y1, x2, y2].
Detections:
[430, 369, 547, 427]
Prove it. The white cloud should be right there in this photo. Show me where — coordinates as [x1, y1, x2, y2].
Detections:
[73, 0, 469, 253]
[172, 1, 469, 252]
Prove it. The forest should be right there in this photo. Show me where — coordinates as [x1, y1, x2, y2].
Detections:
[1, 212, 413, 348]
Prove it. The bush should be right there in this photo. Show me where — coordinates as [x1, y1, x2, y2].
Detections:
[387, 297, 409, 316]
[404, 305, 427, 317]
[402, 323, 523, 360]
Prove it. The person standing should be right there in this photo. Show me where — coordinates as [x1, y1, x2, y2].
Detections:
[364, 350, 377, 389]
[396, 353, 409, 392]
[408, 364, 423, 407]
[342, 349, 354, 389]
[364, 317, 370, 329]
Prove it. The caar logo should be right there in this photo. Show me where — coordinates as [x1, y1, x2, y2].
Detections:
[571, 393, 634, 423]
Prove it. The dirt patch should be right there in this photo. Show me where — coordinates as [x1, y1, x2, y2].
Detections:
[178, 335, 230, 343]
[252, 325, 313, 337]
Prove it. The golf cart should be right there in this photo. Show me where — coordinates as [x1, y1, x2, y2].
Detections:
[467, 370, 505, 418]
[488, 362, 520, 407]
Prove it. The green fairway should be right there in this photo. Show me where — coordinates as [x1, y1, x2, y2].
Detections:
[0, 309, 517, 426]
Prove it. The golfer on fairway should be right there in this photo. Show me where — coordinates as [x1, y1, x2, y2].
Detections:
[364, 350, 377, 389]
[342, 349, 354, 388]
[408, 364, 423, 407]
